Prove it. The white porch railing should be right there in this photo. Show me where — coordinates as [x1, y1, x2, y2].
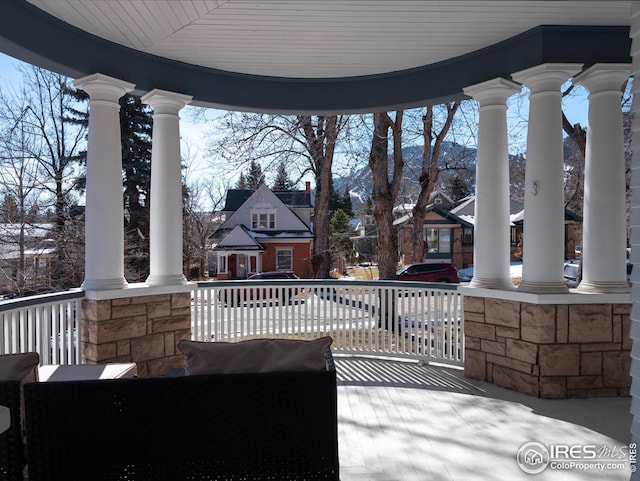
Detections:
[192, 279, 464, 367]
[0, 290, 84, 365]
[0, 280, 465, 368]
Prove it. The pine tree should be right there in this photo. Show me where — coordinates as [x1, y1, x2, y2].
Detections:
[245, 160, 265, 189]
[235, 173, 247, 189]
[329, 208, 356, 271]
[340, 187, 354, 217]
[447, 174, 471, 202]
[272, 161, 297, 190]
[120, 94, 153, 281]
[0, 194, 18, 223]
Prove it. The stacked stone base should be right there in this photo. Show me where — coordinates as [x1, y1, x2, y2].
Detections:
[81, 292, 191, 377]
[464, 296, 631, 398]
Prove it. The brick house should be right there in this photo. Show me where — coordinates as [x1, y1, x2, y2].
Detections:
[212, 184, 314, 279]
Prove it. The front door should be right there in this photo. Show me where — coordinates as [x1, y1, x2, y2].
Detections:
[236, 254, 247, 278]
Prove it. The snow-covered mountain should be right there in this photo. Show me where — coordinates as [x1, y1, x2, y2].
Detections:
[333, 142, 478, 211]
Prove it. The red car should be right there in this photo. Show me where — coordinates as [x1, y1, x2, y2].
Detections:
[395, 263, 460, 283]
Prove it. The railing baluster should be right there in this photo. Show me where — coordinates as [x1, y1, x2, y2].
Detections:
[0, 291, 82, 365]
[189, 279, 463, 367]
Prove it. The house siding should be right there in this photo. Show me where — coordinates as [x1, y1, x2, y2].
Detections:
[260, 242, 312, 278]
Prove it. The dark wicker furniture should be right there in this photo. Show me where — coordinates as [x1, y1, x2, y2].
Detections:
[23, 362, 339, 481]
[0, 382, 24, 481]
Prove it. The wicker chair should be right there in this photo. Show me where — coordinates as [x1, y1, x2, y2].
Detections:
[23, 357, 339, 481]
[0, 382, 25, 481]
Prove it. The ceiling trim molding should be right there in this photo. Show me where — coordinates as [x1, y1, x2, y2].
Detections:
[0, 0, 631, 114]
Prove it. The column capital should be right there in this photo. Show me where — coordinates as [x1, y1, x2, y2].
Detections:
[512, 63, 583, 93]
[573, 63, 631, 94]
[141, 89, 193, 114]
[463, 78, 521, 106]
[73, 73, 135, 101]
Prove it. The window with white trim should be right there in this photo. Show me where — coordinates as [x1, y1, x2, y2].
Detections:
[251, 210, 276, 230]
[276, 248, 293, 270]
[425, 227, 452, 254]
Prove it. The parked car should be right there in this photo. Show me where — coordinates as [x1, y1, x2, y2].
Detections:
[563, 259, 581, 288]
[246, 271, 299, 281]
[563, 258, 633, 288]
[220, 271, 300, 305]
[395, 263, 460, 283]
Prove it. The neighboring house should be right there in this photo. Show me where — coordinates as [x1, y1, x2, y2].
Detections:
[396, 194, 582, 268]
[350, 192, 456, 266]
[0, 223, 56, 295]
[212, 183, 314, 279]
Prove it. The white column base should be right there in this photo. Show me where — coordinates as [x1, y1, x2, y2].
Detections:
[518, 280, 569, 294]
[576, 281, 630, 294]
[145, 274, 188, 287]
[469, 277, 515, 290]
[82, 277, 128, 291]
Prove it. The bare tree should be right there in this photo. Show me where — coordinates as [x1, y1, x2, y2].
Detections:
[409, 101, 461, 263]
[368, 111, 404, 280]
[183, 176, 226, 280]
[561, 79, 631, 206]
[297, 115, 344, 278]
[206, 113, 347, 278]
[0, 102, 43, 294]
[0, 66, 86, 292]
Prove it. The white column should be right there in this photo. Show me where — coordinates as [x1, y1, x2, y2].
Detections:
[74, 74, 134, 291]
[464, 78, 521, 290]
[573, 64, 631, 293]
[216, 255, 223, 275]
[142, 89, 193, 286]
[512, 64, 583, 293]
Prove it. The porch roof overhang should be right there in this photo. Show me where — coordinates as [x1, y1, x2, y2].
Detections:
[0, 0, 632, 114]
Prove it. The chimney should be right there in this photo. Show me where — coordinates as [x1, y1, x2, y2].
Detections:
[305, 182, 311, 194]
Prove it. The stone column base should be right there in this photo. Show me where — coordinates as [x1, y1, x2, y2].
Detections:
[81, 291, 191, 377]
[464, 294, 631, 398]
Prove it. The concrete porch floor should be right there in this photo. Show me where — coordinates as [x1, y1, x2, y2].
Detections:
[334, 357, 632, 481]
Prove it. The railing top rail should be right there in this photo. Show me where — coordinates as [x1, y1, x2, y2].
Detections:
[195, 279, 460, 292]
[0, 289, 85, 312]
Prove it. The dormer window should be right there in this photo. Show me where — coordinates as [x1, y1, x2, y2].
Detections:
[251, 209, 276, 230]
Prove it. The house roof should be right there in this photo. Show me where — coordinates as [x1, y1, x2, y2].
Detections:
[223, 188, 312, 213]
[214, 225, 265, 252]
[450, 196, 525, 217]
[450, 195, 582, 225]
[394, 195, 581, 228]
[393, 203, 475, 229]
[0, 223, 54, 240]
[215, 185, 313, 251]
[2, 1, 631, 114]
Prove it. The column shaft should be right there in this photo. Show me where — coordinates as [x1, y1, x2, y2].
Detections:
[73, 74, 134, 291]
[142, 90, 193, 286]
[512, 64, 582, 293]
[464, 78, 521, 289]
[574, 64, 631, 293]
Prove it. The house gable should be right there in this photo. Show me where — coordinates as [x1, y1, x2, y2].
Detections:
[425, 210, 448, 223]
[217, 225, 264, 250]
[221, 184, 311, 232]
